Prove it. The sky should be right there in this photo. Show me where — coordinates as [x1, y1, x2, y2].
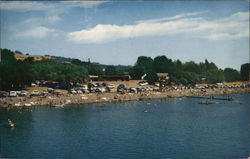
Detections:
[0, 1, 249, 70]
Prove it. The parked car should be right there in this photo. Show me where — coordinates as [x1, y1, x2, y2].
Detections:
[47, 88, 54, 93]
[107, 84, 115, 89]
[31, 90, 40, 96]
[102, 83, 108, 87]
[155, 83, 160, 87]
[16, 91, 21, 96]
[105, 87, 111, 92]
[139, 81, 148, 86]
[31, 83, 37, 87]
[129, 87, 137, 93]
[89, 88, 96, 93]
[20, 90, 28, 97]
[83, 89, 89, 93]
[77, 90, 83, 94]
[70, 89, 77, 94]
[153, 87, 160, 91]
[41, 90, 49, 95]
[73, 87, 81, 91]
[0, 91, 8, 97]
[88, 83, 95, 89]
[95, 88, 101, 93]
[82, 85, 88, 90]
[96, 83, 101, 87]
[117, 84, 126, 92]
[99, 88, 106, 93]
[31, 90, 41, 96]
[9, 91, 17, 97]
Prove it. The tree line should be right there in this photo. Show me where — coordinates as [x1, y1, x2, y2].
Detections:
[0, 49, 129, 91]
[0, 49, 88, 90]
[129, 55, 249, 85]
[0, 48, 249, 91]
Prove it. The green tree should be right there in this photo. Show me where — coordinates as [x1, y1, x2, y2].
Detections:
[129, 65, 145, 80]
[223, 68, 240, 82]
[0, 49, 33, 90]
[71, 59, 82, 65]
[130, 56, 154, 80]
[145, 70, 158, 84]
[180, 72, 199, 85]
[105, 66, 117, 75]
[136, 56, 154, 72]
[174, 59, 183, 72]
[240, 63, 250, 81]
[32, 61, 87, 84]
[206, 69, 224, 83]
[153, 55, 174, 73]
[183, 61, 201, 74]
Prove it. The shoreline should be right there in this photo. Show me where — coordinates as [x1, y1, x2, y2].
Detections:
[0, 87, 249, 108]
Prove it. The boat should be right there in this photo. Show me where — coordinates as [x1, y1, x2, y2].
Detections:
[24, 103, 32, 107]
[199, 100, 215, 104]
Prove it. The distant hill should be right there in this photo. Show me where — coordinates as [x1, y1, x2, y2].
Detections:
[13, 51, 132, 69]
[14, 52, 82, 63]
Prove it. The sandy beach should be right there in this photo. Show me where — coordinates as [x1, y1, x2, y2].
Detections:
[0, 87, 249, 108]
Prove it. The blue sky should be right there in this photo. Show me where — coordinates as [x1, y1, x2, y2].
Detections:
[0, 1, 249, 70]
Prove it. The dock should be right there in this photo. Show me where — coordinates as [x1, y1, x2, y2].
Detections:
[186, 95, 233, 101]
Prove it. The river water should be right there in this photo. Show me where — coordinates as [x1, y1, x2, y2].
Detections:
[0, 94, 250, 159]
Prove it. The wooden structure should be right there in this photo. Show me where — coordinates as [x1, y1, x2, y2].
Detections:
[89, 75, 131, 81]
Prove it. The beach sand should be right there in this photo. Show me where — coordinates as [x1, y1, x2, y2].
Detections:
[0, 87, 249, 108]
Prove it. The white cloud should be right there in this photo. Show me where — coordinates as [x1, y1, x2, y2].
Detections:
[68, 11, 249, 43]
[0, 1, 106, 12]
[136, 11, 206, 24]
[197, 12, 249, 40]
[21, 16, 61, 27]
[0, 1, 52, 11]
[7, 16, 61, 39]
[45, 16, 61, 24]
[16, 26, 57, 39]
[64, 1, 107, 8]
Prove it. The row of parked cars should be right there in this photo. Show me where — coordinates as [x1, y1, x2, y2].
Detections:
[0, 88, 54, 97]
[8, 90, 39, 97]
[116, 84, 156, 93]
[158, 83, 250, 90]
[194, 84, 250, 89]
[2, 82, 249, 97]
[69, 82, 116, 94]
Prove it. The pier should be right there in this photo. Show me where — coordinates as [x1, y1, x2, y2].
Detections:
[186, 95, 234, 101]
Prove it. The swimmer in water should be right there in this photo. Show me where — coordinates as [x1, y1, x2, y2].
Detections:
[7, 119, 15, 127]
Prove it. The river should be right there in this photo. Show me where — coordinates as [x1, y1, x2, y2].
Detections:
[0, 94, 249, 159]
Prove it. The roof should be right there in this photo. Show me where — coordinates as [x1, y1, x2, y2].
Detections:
[156, 73, 169, 77]
[89, 75, 98, 78]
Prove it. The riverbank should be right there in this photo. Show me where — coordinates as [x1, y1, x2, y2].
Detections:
[0, 87, 249, 108]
